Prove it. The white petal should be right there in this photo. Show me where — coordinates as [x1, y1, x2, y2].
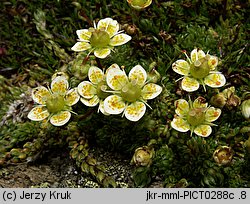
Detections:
[32, 86, 50, 105]
[88, 66, 104, 85]
[65, 88, 80, 106]
[193, 97, 208, 108]
[141, 83, 162, 100]
[110, 34, 131, 46]
[106, 66, 128, 90]
[172, 60, 190, 76]
[204, 73, 226, 88]
[181, 77, 199, 92]
[50, 111, 71, 126]
[76, 29, 91, 41]
[106, 63, 120, 72]
[128, 65, 147, 87]
[71, 42, 91, 52]
[124, 102, 146, 122]
[98, 100, 110, 115]
[28, 106, 50, 121]
[103, 95, 126, 114]
[205, 107, 221, 122]
[171, 117, 190, 132]
[51, 76, 69, 95]
[208, 55, 218, 70]
[174, 99, 189, 116]
[191, 48, 206, 62]
[97, 18, 119, 37]
[94, 48, 111, 59]
[194, 125, 212, 137]
[80, 95, 99, 107]
[77, 81, 96, 99]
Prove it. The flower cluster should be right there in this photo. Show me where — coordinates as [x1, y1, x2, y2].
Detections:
[171, 97, 221, 137]
[172, 48, 226, 92]
[71, 18, 131, 59]
[78, 64, 162, 121]
[28, 76, 80, 126]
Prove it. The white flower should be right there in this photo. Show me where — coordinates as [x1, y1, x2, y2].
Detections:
[103, 64, 162, 121]
[171, 97, 221, 137]
[172, 48, 226, 92]
[28, 76, 80, 126]
[77, 66, 110, 115]
[71, 18, 132, 59]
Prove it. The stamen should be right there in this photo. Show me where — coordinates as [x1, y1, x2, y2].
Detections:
[190, 127, 194, 137]
[175, 76, 184, 82]
[46, 114, 53, 124]
[121, 104, 128, 118]
[140, 99, 152, 109]
[183, 51, 192, 64]
[188, 95, 193, 109]
[209, 71, 221, 74]
[97, 105, 100, 113]
[201, 80, 207, 92]
[116, 30, 124, 35]
[64, 111, 75, 118]
[105, 19, 111, 31]
[87, 48, 95, 57]
[103, 90, 121, 94]
[47, 85, 53, 95]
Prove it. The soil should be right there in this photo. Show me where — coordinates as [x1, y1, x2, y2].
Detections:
[0, 149, 134, 188]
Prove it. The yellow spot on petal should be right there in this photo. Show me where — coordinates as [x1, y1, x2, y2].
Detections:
[126, 103, 144, 115]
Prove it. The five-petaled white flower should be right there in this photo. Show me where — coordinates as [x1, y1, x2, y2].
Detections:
[171, 97, 221, 137]
[28, 76, 80, 126]
[103, 64, 162, 121]
[71, 18, 132, 59]
[77, 66, 110, 115]
[172, 48, 226, 92]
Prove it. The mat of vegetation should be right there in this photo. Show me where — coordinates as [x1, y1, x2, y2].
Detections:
[0, 0, 249, 187]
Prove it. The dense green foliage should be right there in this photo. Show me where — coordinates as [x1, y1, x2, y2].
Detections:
[0, 0, 249, 187]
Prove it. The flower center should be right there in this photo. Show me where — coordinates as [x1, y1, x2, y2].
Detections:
[187, 108, 205, 126]
[121, 82, 141, 103]
[96, 81, 110, 99]
[46, 94, 66, 113]
[130, 0, 148, 7]
[89, 30, 110, 48]
[190, 56, 210, 79]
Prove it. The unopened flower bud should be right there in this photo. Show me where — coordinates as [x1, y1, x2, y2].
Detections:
[244, 136, 250, 154]
[124, 24, 138, 35]
[226, 94, 241, 110]
[52, 72, 69, 81]
[71, 56, 91, 80]
[131, 146, 154, 167]
[221, 86, 241, 110]
[210, 93, 227, 108]
[213, 146, 233, 166]
[147, 69, 161, 83]
[241, 99, 250, 119]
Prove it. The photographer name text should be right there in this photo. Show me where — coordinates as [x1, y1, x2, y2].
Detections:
[2, 190, 71, 202]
